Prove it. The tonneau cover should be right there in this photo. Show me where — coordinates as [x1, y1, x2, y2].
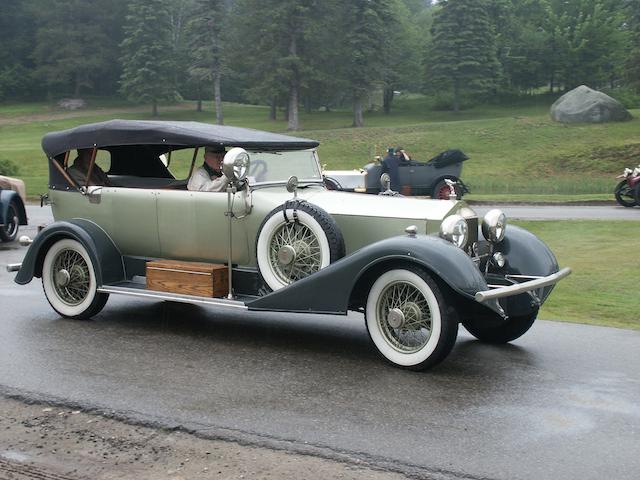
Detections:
[41, 119, 319, 158]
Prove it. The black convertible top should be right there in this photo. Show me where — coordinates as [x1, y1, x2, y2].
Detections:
[41, 119, 320, 158]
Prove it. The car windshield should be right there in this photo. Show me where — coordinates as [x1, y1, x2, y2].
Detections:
[246, 150, 322, 184]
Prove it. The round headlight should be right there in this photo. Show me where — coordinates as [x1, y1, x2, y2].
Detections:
[440, 215, 468, 248]
[222, 147, 250, 183]
[482, 209, 507, 243]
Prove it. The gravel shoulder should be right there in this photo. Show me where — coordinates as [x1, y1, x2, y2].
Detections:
[0, 396, 405, 480]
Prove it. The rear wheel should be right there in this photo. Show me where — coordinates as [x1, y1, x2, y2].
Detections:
[365, 268, 458, 370]
[0, 201, 19, 242]
[614, 180, 636, 207]
[462, 310, 538, 344]
[432, 179, 463, 200]
[634, 183, 640, 206]
[42, 239, 109, 319]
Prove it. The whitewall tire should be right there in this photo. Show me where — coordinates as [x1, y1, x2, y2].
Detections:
[42, 238, 108, 319]
[256, 202, 345, 291]
[365, 268, 458, 370]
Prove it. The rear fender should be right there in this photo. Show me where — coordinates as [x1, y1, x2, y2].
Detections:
[247, 235, 503, 316]
[0, 190, 27, 225]
[14, 219, 124, 286]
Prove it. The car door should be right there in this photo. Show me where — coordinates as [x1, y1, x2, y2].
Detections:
[156, 189, 250, 265]
[108, 187, 161, 258]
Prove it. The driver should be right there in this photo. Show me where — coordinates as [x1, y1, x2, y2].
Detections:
[188, 145, 230, 192]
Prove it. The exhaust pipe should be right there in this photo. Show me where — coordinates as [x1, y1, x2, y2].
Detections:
[6, 263, 21, 273]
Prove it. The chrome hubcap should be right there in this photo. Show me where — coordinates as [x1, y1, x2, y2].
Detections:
[55, 269, 71, 287]
[277, 245, 296, 266]
[387, 308, 405, 329]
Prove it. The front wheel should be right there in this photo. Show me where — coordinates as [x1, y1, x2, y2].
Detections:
[614, 180, 637, 207]
[42, 238, 109, 319]
[365, 268, 458, 370]
[0, 201, 19, 242]
[462, 310, 537, 344]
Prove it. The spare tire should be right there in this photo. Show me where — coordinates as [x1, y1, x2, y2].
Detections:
[256, 200, 345, 291]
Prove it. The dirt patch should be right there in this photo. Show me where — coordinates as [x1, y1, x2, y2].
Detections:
[0, 396, 407, 480]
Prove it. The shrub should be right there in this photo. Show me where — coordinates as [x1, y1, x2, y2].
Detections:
[601, 87, 640, 109]
[0, 159, 20, 176]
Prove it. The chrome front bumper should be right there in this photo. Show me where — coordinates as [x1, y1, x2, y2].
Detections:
[475, 267, 572, 303]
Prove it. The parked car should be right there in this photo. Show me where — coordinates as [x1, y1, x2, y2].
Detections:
[323, 149, 469, 198]
[10, 120, 570, 370]
[0, 175, 28, 242]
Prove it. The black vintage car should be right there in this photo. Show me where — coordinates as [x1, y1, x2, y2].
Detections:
[324, 149, 470, 198]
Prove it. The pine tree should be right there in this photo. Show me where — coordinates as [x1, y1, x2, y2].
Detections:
[120, 0, 177, 116]
[188, 0, 227, 124]
[625, 0, 640, 91]
[427, 0, 500, 111]
[341, 0, 397, 126]
[32, 0, 126, 98]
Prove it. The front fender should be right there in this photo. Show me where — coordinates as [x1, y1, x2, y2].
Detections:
[15, 219, 124, 286]
[247, 234, 503, 315]
[491, 224, 560, 317]
[0, 190, 28, 225]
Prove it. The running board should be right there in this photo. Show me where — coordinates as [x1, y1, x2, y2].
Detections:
[98, 285, 248, 310]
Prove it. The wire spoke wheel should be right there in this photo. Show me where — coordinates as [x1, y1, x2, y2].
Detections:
[376, 280, 432, 353]
[42, 238, 108, 319]
[365, 268, 458, 370]
[257, 202, 345, 291]
[51, 248, 91, 305]
[269, 221, 322, 284]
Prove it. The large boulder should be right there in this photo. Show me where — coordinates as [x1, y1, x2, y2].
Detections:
[550, 85, 632, 123]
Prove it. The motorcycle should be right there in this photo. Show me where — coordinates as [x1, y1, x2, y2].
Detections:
[614, 164, 640, 208]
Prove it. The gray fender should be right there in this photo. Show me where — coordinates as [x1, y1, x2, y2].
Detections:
[0, 190, 28, 225]
[491, 224, 560, 317]
[15, 219, 124, 286]
[247, 234, 502, 315]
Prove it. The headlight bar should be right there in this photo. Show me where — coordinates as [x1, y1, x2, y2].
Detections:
[474, 267, 572, 302]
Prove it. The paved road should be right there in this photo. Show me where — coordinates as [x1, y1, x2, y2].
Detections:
[1, 242, 639, 480]
[474, 204, 639, 221]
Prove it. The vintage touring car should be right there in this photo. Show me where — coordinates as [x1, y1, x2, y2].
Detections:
[9, 120, 570, 370]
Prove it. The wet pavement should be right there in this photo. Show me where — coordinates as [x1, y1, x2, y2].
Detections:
[1, 238, 639, 480]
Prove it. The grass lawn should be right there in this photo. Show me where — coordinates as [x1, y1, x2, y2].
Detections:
[0, 96, 638, 199]
[515, 221, 639, 330]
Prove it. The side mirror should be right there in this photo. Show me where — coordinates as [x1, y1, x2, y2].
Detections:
[223, 147, 250, 185]
[380, 173, 391, 191]
[286, 175, 299, 193]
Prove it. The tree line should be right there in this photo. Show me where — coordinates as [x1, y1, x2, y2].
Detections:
[0, 0, 638, 129]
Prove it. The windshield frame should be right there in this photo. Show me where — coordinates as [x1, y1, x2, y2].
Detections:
[245, 148, 324, 186]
